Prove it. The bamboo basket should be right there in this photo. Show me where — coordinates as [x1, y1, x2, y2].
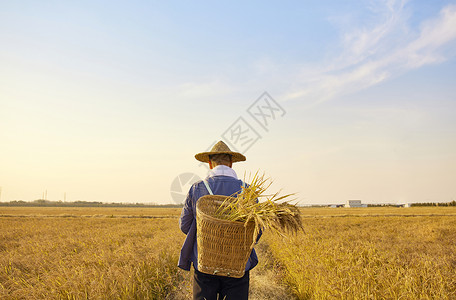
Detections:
[196, 195, 255, 278]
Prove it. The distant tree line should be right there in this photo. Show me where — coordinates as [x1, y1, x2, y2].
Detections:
[411, 201, 456, 207]
[0, 199, 183, 208]
[368, 201, 456, 207]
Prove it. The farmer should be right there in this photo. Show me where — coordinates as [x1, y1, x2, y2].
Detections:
[178, 140, 259, 300]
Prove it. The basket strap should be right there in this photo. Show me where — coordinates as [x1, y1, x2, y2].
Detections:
[241, 181, 246, 188]
[202, 180, 213, 195]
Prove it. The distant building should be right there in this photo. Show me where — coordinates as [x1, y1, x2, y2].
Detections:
[404, 203, 412, 208]
[345, 200, 367, 208]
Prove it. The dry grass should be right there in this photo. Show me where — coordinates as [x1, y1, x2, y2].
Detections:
[249, 240, 295, 300]
[216, 172, 303, 245]
[0, 207, 182, 217]
[0, 216, 188, 299]
[267, 214, 456, 299]
[299, 206, 456, 216]
[2, 207, 455, 299]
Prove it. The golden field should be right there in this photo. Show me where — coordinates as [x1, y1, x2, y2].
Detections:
[1, 207, 455, 299]
[0, 207, 182, 217]
[0, 217, 186, 299]
[267, 215, 456, 299]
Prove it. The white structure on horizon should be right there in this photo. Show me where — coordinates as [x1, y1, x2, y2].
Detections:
[345, 200, 367, 208]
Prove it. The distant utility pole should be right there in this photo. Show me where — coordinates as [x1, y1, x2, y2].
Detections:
[64, 192, 66, 202]
[0, 186, 2, 202]
[45, 190, 47, 201]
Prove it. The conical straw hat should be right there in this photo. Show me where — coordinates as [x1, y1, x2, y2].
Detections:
[195, 141, 246, 163]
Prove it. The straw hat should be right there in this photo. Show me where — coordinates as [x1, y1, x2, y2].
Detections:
[195, 141, 246, 163]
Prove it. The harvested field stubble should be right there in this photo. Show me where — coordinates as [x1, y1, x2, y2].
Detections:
[267, 215, 456, 299]
[0, 217, 186, 299]
[2, 207, 456, 299]
[0, 206, 182, 217]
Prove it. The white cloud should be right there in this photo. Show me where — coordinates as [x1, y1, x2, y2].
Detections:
[404, 4, 456, 68]
[284, 2, 456, 104]
[342, 0, 407, 62]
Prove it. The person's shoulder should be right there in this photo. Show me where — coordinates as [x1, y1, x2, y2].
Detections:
[210, 175, 241, 181]
[210, 176, 246, 187]
[191, 180, 204, 187]
[185, 180, 206, 200]
[192, 179, 204, 185]
[190, 180, 207, 191]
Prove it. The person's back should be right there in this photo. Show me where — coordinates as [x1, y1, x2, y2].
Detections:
[178, 141, 259, 300]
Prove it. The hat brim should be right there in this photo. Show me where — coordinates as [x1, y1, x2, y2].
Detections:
[195, 151, 246, 163]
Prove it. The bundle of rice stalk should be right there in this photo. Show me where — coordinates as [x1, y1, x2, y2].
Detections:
[216, 171, 303, 249]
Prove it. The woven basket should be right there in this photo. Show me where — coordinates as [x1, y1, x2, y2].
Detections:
[196, 195, 255, 278]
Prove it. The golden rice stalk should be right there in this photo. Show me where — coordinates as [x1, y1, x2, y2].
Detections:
[216, 171, 303, 248]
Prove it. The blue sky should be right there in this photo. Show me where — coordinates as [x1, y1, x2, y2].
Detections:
[1, 0, 455, 205]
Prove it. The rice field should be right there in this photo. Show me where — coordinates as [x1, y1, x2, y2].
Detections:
[1, 207, 455, 299]
[0, 216, 186, 299]
[267, 215, 456, 299]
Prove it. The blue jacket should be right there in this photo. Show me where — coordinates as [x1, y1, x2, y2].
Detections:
[178, 175, 259, 271]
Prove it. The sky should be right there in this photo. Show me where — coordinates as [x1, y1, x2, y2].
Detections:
[1, 0, 455, 205]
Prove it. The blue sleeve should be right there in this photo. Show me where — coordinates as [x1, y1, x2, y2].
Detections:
[254, 195, 263, 242]
[179, 185, 195, 234]
[256, 228, 263, 242]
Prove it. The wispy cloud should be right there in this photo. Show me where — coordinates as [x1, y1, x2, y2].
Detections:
[284, 1, 456, 104]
